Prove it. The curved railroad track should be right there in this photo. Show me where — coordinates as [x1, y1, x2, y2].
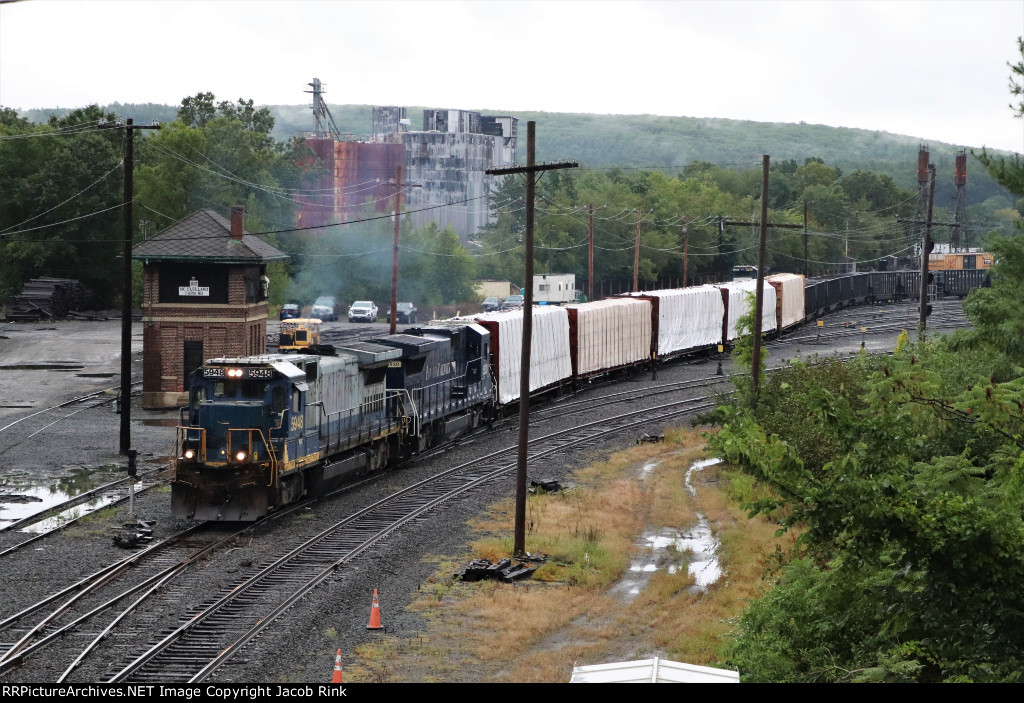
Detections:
[0, 299, 975, 683]
[98, 390, 715, 684]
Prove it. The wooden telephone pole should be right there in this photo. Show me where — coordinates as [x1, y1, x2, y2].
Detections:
[634, 210, 641, 291]
[101, 118, 160, 455]
[388, 166, 420, 334]
[719, 156, 802, 408]
[487, 122, 577, 557]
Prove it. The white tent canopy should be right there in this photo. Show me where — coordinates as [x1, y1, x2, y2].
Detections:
[570, 657, 739, 683]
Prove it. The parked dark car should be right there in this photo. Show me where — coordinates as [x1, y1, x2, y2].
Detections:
[387, 302, 418, 324]
[482, 296, 504, 312]
[503, 294, 524, 310]
[279, 303, 301, 321]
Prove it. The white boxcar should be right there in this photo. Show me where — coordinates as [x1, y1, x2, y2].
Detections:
[716, 279, 777, 341]
[473, 306, 572, 405]
[565, 298, 651, 377]
[625, 287, 725, 358]
[766, 273, 806, 331]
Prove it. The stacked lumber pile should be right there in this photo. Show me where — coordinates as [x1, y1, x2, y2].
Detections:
[4, 278, 97, 321]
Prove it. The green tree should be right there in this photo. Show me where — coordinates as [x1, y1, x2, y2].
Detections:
[0, 106, 124, 304]
[405, 222, 478, 304]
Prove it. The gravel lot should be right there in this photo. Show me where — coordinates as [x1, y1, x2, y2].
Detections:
[0, 310, 921, 683]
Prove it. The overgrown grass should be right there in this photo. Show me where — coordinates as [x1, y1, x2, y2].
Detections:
[349, 426, 789, 682]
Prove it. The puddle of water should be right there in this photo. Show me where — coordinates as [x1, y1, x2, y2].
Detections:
[22, 492, 127, 533]
[0, 464, 126, 527]
[608, 457, 725, 602]
[640, 461, 660, 478]
[685, 457, 721, 496]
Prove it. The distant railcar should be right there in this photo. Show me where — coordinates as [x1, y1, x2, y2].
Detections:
[929, 252, 994, 271]
[715, 279, 777, 342]
[619, 287, 724, 360]
[766, 273, 805, 331]
[565, 298, 651, 379]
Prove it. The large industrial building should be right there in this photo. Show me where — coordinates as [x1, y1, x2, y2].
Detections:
[296, 81, 517, 244]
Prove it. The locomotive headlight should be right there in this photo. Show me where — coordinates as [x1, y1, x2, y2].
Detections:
[235, 450, 247, 462]
[227, 368, 243, 378]
[183, 449, 196, 460]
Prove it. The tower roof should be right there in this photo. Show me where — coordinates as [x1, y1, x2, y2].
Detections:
[132, 209, 289, 264]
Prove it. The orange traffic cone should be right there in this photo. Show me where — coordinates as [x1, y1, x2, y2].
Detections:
[367, 588, 383, 630]
[330, 649, 343, 683]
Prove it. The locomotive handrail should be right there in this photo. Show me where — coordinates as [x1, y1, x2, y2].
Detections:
[226, 428, 277, 487]
[173, 425, 207, 463]
[387, 388, 418, 438]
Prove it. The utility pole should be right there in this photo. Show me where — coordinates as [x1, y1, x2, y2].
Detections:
[803, 201, 808, 277]
[388, 166, 420, 334]
[588, 203, 594, 301]
[487, 122, 577, 557]
[953, 151, 968, 251]
[633, 210, 641, 291]
[101, 118, 160, 456]
[751, 155, 770, 409]
[717, 158, 802, 408]
[896, 163, 959, 339]
[918, 163, 936, 340]
[682, 217, 689, 288]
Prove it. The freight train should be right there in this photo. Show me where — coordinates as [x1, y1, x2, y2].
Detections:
[171, 269, 988, 521]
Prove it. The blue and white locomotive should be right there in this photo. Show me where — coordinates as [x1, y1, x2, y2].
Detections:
[172, 324, 494, 520]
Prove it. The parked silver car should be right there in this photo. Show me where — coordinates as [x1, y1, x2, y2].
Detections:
[311, 296, 340, 321]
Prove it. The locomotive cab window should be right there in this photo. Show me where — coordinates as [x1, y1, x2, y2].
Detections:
[272, 386, 285, 413]
[213, 381, 238, 398]
[191, 386, 207, 409]
[242, 381, 267, 399]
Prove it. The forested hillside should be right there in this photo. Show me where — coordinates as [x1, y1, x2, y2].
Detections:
[9, 98, 1020, 308]
[23, 102, 1017, 208]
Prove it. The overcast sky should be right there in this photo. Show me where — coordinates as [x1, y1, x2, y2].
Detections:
[2, 0, 1024, 152]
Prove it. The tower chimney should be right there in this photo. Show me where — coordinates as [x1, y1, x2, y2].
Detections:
[230, 206, 244, 240]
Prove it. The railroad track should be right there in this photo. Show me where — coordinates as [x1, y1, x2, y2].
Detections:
[0, 465, 386, 683]
[0, 300, 975, 682]
[71, 391, 715, 684]
[0, 467, 167, 560]
[0, 380, 143, 456]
